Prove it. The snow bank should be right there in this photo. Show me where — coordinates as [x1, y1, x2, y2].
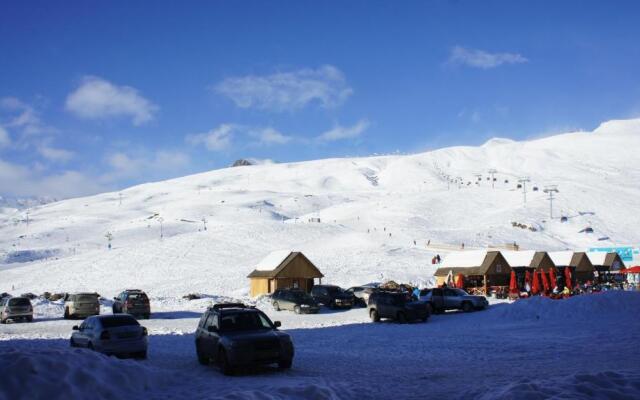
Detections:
[473, 370, 640, 400]
[218, 383, 347, 400]
[0, 348, 171, 400]
[487, 291, 640, 323]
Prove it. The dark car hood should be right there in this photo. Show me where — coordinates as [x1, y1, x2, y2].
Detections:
[222, 329, 289, 342]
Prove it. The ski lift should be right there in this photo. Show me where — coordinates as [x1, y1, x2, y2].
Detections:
[517, 184, 522, 189]
[504, 179, 509, 183]
[532, 186, 539, 191]
[560, 216, 568, 223]
[493, 178, 497, 181]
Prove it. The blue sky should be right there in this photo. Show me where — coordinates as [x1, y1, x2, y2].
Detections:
[1, 1, 639, 198]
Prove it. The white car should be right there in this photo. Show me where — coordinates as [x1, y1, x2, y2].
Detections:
[70, 314, 148, 359]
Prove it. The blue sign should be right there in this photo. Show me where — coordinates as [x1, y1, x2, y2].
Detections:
[588, 247, 635, 262]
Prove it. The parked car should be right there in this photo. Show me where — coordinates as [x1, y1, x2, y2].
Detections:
[345, 286, 377, 307]
[112, 289, 150, 319]
[419, 287, 489, 314]
[70, 314, 148, 358]
[0, 297, 33, 323]
[64, 292, 100, 319]
[367, 291, 429, 323]
[310, 285, 353, 309]
[194, 303, 294, 375]
[271, 289, 320, 314]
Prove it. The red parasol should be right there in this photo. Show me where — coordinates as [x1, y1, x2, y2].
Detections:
[549, 267, 558, 289]
[540, 270, 550, 293]
[524, 270, 532, 292]
[531, 271, 541, 295]
[455, 273, 465, 289]
[509, 270, 518, 294]
[621, 266, 640, 274]
[564, 267, 573, 290]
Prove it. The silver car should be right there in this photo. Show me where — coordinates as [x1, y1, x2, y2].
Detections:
[420, 287, 488, 313]
[70, 314, 148, 359]
[0, 297, 33, 323]
[64, 293, 100, 319]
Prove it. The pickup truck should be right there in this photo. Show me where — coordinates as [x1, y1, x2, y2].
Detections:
[419, 287, 488, 314]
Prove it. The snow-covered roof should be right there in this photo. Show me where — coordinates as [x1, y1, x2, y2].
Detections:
[501, 250, 536, 268]
[547, 251, 574, 266]
[254, 250, 293, 271]
[441, 250, 488, 268]
[586, 252, 608, 266]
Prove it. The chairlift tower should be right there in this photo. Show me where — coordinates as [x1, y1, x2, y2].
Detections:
[488, 169, 497, 189]
[158, 217, 164, 239]
[518, 177, 531, 205]
[543, 185, 559, 219]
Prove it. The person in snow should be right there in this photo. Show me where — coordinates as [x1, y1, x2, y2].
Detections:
[562, 285, 571, 297]
[412, 287, 421, 301]
[436, 254, 441, 263]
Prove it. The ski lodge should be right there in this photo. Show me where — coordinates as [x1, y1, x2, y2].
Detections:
[247, 251, 324, 297]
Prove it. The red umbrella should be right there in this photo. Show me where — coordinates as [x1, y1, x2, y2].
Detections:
[524, 270, 532, 292]
[531, 271, 541, 295]
[564, 267, 573, 290]
[622, 266, 640, 274]
[455, 273, 465, 289]
[549, 268, 558, 289]
[509, 270, 518, 295]
[540, 270, 550, 293]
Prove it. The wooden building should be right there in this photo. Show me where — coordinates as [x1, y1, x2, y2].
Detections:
[548, 251, 594, 285]
[434, 250, 511, 293]
[247, 251, 324, 297]
[501, 251, 555, 290]
[586, 252, 625, 273]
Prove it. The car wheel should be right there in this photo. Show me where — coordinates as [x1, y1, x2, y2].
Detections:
[144, 314, 150, 319]
[421, 314, 429, 323]
[278, 358, 293, 369]
[462, 302, 473, 313]
[219, 349, 234, 376]
[134, 350, 147, 360]
[370, 309, 380, 322]
[87, 342, 94, 351]
[397, 312, 407, 324]
[426, 303, 434, 315]
[70, 338, 78, 348]
[63, 308, 70, 319]
[294, 305, 301, 314]
[112, 305, 118, 314]
[196, 342, 209, 365]
[273, 302, 280, 311]
[26, 316, 33, 322]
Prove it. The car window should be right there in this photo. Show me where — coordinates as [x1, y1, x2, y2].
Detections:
[220, 311, 272, 332]
[77, 294, 98, 302]
[127, 293, 147, 300]
[101, 316, 139, 328]
[207, 314, 219, 330]
[444, 289, 459, 297]
[8, 298, 30, 307]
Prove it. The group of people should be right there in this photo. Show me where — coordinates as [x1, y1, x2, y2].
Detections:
[430, 254, 441, 264]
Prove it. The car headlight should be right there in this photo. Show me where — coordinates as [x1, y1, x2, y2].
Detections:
[301, 304, 309, 308]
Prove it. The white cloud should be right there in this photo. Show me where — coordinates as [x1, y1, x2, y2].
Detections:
[65, 76, 158, 125]
[317, 119, 370, 142]
[448, 46, 528, 69]
[36, 143, 74, 163]
[0, 157, 108, 198]
[252, 127, 293, 145]
[105, 149, 190, 180]
[0, 97, 55, 136]
[0, 126, 10, 148]
[215, 65, 353, 111]
[186, 124, 235, 151]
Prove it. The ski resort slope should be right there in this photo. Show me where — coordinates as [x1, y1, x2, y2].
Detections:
[1, 118, 640, 298]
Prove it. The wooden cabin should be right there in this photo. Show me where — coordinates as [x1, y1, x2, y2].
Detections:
[434, 250, 511, 294]
[586, 252, 625, 273]
[247, 251, 324, 297]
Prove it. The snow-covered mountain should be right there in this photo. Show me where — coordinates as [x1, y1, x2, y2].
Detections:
[1, 118, 639, 297]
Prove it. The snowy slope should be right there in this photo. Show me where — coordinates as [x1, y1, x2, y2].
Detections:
[1, 118, 639, 298]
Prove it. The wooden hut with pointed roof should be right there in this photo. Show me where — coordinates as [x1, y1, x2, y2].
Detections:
[434, 250, 511, 294]
[247, 251, 324, 297]
[586, 252, 625, 273]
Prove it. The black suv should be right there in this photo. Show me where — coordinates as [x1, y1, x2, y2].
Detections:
[272, 289, 320, 314]
[310, 285, 353, 309]
[367, 291, 429, 323]
[194, 303, 294, 375]
[112, 289, 150, 319]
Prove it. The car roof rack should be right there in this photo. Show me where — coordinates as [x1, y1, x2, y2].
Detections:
[211, 303, 247, 310]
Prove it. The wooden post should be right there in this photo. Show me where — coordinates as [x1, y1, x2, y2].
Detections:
[483, 274, 488, 295]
